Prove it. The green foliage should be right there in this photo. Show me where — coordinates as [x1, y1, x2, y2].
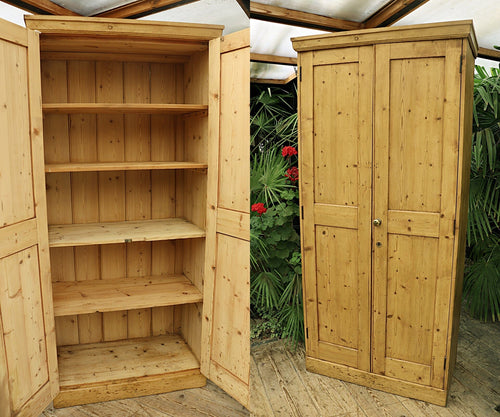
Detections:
[251, 84, 298, 153]
[464, 66, 500, 321]
[250, 83, 303, 344]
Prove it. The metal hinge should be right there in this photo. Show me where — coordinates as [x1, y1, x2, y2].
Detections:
[306, 327, 309, 339]
[453, 219, 456, 235]
[299, 66, 302, 82]
[459, 54, 463, 73]
[444, 356, 447, 370]
[301, 206, 304, 220]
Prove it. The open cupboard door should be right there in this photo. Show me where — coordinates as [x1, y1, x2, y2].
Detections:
[0, 19, 58, 416]
[201, 29, 250, 408]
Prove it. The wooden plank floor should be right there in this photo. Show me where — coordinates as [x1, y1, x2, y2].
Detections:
[250, 310, 500, 417]
[42, 382, 249, 417]
[42, 311, 499, 416]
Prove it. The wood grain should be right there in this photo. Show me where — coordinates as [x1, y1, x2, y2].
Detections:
[43, 103, 207, 114]
[53, 275, 203, 316]
[48, 218, 206, 247]
[45, 161, 207, 172]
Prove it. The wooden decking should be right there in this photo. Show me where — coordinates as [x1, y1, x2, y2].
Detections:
[251, 310, 500, 416]
[42, 382, 249, 417]
[42, 310, 499, 416]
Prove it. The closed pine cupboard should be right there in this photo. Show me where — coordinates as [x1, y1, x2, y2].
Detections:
[0, 15, 249, 416]
[292, 21, 476, 406]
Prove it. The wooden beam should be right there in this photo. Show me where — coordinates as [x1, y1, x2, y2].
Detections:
[1, 0, 78, 15]
[95, 0, 199, 19]
[251, 72, 297, 85]
[364, 0, 429, 28]
[250, 2, 361, 32]
[478, 47, 500, 62]
[251, 53, 297, 66]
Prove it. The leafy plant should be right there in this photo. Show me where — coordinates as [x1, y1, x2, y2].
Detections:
[251, 85, 298, 153]
[250, 83, 304, 344]
[464, 65, 500, 321]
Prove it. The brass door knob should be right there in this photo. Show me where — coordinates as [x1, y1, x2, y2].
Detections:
[373, 218, 382, 226]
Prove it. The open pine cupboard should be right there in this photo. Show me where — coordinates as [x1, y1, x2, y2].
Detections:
[0, 15, 250, 416]
[292, 21, 476, 406]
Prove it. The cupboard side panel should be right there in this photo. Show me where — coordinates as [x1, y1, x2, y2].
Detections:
[446, 41, 475, 390]
[180, 49, 210, 358]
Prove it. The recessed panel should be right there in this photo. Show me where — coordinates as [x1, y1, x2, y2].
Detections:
[0, 40, 34, 227]
[211, 234, 249, 383]
[316, 226, 358, 349]
[0, 247, 49, 410]
[388, 57, 445, 213]
[386, 234, 438, 365]
[313, 63, 359, 206]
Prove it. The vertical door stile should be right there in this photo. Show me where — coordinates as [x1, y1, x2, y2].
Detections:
[27, 27, 59, 397]
[299, 51, 318, 357]
[357, 46, 374, 372]
[430, 39, 462, 388]
[371, 43, 391, 376]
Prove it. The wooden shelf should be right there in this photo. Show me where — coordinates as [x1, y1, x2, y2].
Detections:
[48, 218, 205, 248]
[53, 275, 203, 317]
[55, 335, 205, 407]
[45, 161, 208, 173]
[42, 103, 207, 114]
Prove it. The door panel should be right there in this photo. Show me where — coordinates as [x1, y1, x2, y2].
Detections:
[301, 46, 373, 371]
[201, 29, 250, 408]
[0, 247, 49, 411]
[372, 41, 463, 387]
[0, 19, 58, 416]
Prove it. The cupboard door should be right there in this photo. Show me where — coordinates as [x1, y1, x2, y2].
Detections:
[372, 40, 463, 388]
[201, 29, 250, 408]
[300, 47, 373, 371]
[0, 21, 58, 416]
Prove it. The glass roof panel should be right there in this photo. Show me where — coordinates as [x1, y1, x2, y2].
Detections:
[395, 0, 500, 50]
[254, 0, 392, 23]
[251, 19, 326, 57]
[251, 62, 295, 81]
[141, 0, 248, 35]
[50, 0, 137, 16]
[0, 2, 30, 26]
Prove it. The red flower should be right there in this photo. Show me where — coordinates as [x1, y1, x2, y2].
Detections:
[251, 202, 267, 215]
[285, 166, 299, 182]
[282, 146, 298, 157]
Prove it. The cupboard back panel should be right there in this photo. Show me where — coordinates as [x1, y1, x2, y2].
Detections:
[41, 56, 208, 348]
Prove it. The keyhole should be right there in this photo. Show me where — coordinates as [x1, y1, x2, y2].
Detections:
[376, 242, 382, 247]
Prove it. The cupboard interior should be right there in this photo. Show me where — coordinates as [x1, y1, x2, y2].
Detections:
[40, 38, 210, 390]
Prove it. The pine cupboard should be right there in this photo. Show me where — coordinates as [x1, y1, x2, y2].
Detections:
[0, 16, 250, 416]
[292, 21, 476, 406]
